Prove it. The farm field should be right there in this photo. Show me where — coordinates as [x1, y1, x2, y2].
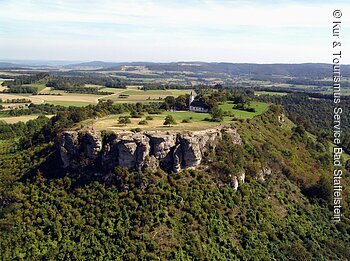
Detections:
[255, 91, 288, 96]
[84, 101, 269, 132]
[23, 83, 47, 92]
[0, 93, 44, 104]
[34, 93, 102, 105]
[0, 114, 54, 124]
[105, 88, 194, 103]
[0, 85, 194, 107]
[0, 115, 43, 124]
[0, 71, 24, 76]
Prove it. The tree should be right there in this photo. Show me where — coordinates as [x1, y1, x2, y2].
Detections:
[163, 96, 176, 110]
[210, 106, 224, 122]
[163, 115, 176, 127]
[118, 116, 131, 126]
[175, 95, 189, 110]
[232, 94, 250, 110]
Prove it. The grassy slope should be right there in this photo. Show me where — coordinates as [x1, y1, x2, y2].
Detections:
[237, 110, 330, 185]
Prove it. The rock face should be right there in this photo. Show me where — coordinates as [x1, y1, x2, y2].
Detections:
[57, 127, 242, 172]
[58, 131, 79, 168]
[81, 131, 102, 160]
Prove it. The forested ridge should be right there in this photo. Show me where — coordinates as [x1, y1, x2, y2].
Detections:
[1, 73, 126, 95]
[0, 105, 349, 260]
[256, 94, 350, 154]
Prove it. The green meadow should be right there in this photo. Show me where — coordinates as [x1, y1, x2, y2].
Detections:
[86, 101, 270, 132]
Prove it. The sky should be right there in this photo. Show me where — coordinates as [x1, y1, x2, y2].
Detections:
[0, 0, 350, 63]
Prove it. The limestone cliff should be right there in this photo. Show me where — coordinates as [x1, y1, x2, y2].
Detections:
[57, 127, 242, 173]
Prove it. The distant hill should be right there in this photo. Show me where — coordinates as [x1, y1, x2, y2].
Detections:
[65, 61, 350, 77]
[0, 60, 74, 68]
[3, 60, 350, 78]
[0, 62, 29, 68]
[143, 62, 350, 77]
[64, 61, 124, 69]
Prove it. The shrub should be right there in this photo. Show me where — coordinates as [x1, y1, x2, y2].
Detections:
[148, 110, 163, 114]
[139, 120, 148, 125]
[164, 115, 177, 126]
[118, 116, 131, 126]
[130, 111, 142, 118]
[245, 107, 256, 112]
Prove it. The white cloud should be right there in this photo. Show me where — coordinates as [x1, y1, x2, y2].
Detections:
[0, 0, 349, 62]
[2, 0, 349, 28]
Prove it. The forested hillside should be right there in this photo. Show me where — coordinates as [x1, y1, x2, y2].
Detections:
[0, 107, 349, 260]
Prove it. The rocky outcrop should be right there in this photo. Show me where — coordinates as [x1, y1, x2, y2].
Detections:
[58, 131, 79, 168]
[257, 167, 272, 181]
[278, 113, 286, 125]
[180, 129, 221, 169]
[57, 127, 242, 172]
[147, 132, 177, 163]
[81, 131, 102, 160]
[228, 171, 245, 191]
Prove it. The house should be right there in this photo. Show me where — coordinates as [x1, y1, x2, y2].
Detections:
[189, 92, 209, 112]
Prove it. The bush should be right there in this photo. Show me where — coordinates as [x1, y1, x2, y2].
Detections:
[130, 111, 142, 118]
[146, 116, 154, 120]
[148, 110, 163, 114]
[139, 120, 148, 125]
[118, 116, 131, 125]
[164, 115, 177, 126]
[210, 106, 224, 122]
[182, 118, 191, 123]
[245, 107, 256, 112]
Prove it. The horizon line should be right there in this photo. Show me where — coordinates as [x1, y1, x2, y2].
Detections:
[0, 59, 348, 66]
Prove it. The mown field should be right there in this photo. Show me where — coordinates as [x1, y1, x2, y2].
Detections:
[0, 114, 54, 124]
[0, 84, 194, 108]
[0, 115, 42, 124]
[84, 101, 269, 131]
[105, 88, 193, 103]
